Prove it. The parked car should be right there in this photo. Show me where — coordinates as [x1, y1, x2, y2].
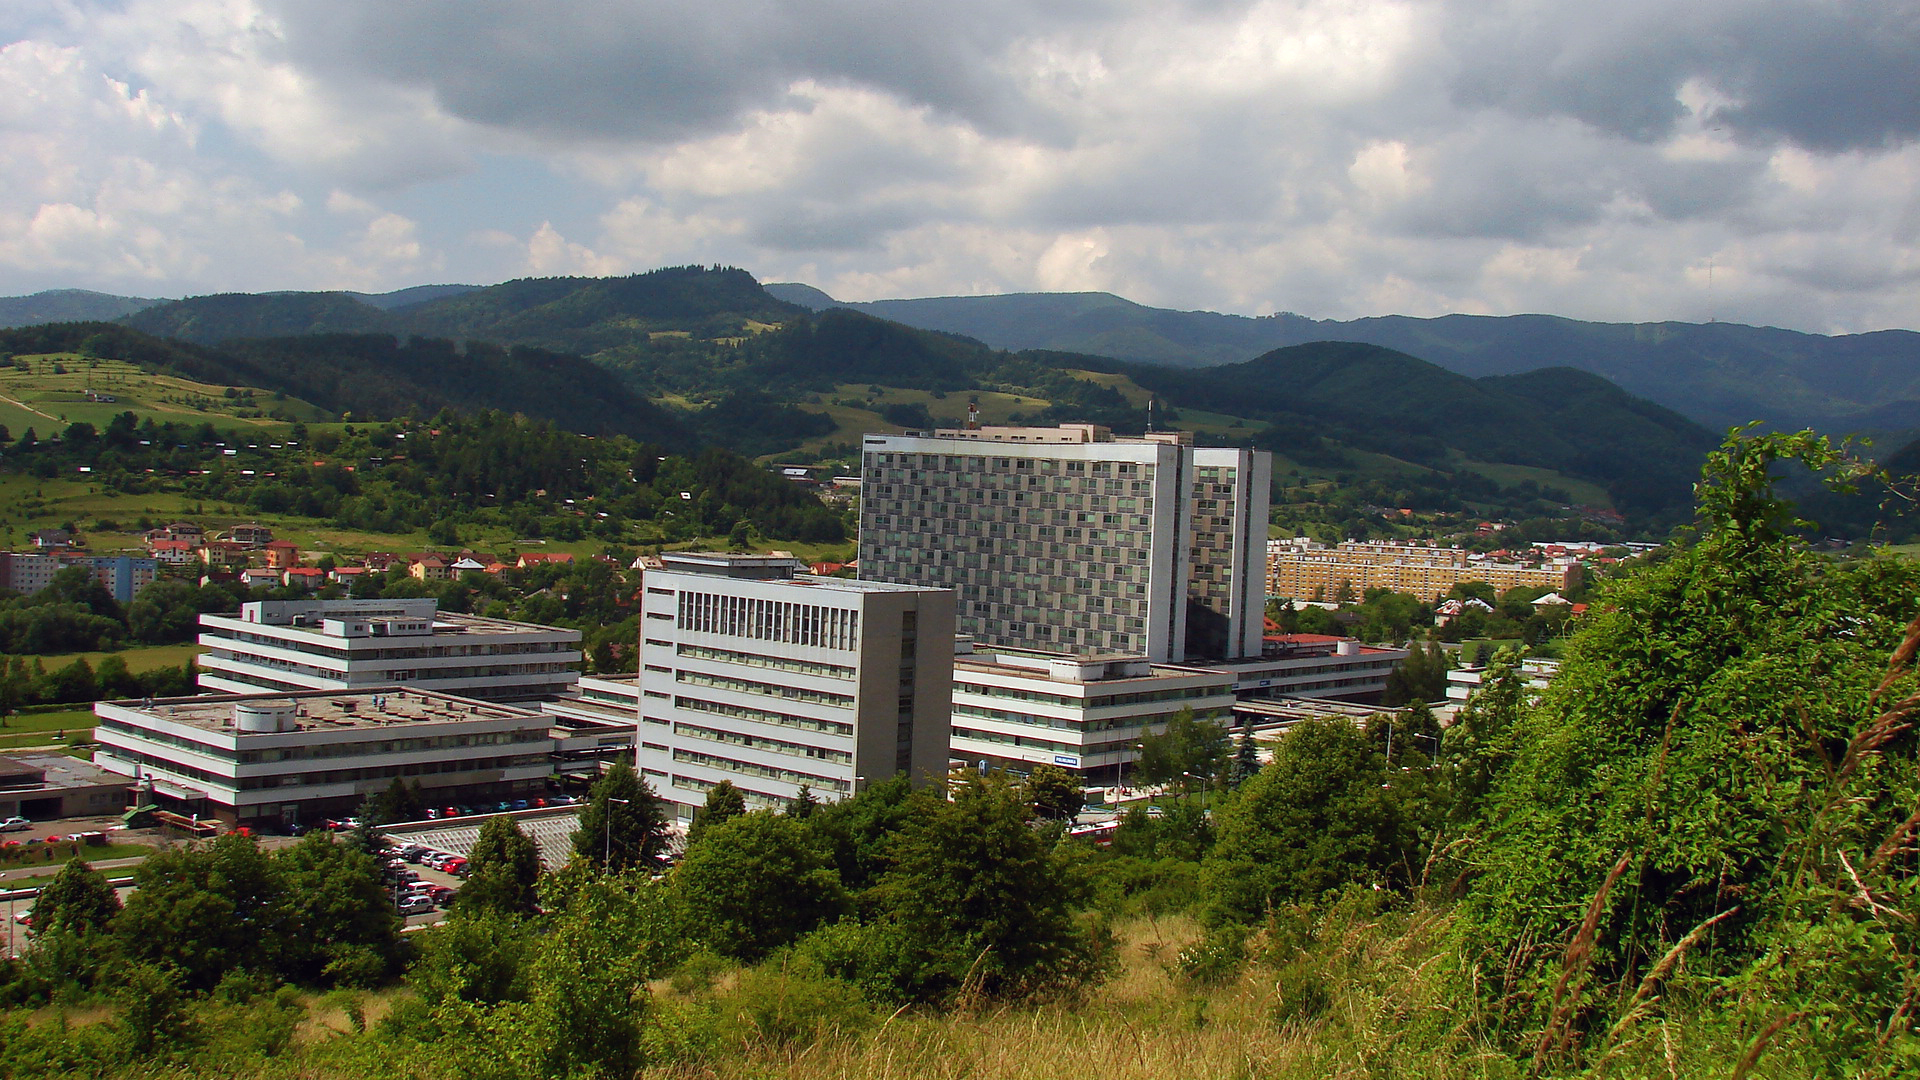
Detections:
[442, 857, 468, 877]
[0, 818, 30, 832]
[441, 806, 459, 819]
[510, 799, 529, 811]
[395, 895, 434, 916]
[422, 884, 455, 905]
[12, 909, 30, 926]
[424, 808, 441, 820]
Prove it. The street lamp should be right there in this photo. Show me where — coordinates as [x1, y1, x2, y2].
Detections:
[603, 797, 629, 866]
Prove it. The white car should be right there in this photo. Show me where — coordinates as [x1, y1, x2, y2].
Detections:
[0, 818, 29, 832]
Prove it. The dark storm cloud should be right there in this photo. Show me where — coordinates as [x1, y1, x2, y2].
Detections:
[1443, 1, 1920, 153]
[264, 0, 1131, 144]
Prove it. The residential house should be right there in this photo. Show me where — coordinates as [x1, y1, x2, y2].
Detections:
[263, 540, 301, 569]
[409, 556, 450, 582]
[148, 539, 198, 565]
[226, 523, 274, 547]
[282, 567, 326, 591]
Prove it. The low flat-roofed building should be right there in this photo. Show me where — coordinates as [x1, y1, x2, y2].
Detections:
[1193, 634, 1410, 705]
[197, 597, 580, 701]
[950, 642, 1237, 784]
[93, 687, 554, 830]
[0, 754, 127, 822]
[539, 674, 641, 778]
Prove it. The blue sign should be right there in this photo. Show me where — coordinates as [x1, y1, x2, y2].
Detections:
[1053, 755, 1081, 767]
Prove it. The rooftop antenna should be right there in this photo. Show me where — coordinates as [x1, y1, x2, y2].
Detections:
[966, 400, 980, 430]
[1147, 397, 1155, 433]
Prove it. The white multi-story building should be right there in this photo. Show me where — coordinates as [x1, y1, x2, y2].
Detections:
[859, 424, 1272, 663]
[197, 598, 581, 701]
[1199, 634, 1410, 703]
[949, 642, 1237, 783]
[637, 552, 955, 820]
[93, 687, 554, 830]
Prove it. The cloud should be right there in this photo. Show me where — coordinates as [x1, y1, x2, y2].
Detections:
[0, 0, 1916, 334]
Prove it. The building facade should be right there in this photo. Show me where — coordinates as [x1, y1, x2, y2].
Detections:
[950, 643, 1236, 782]
[859, 424, 1271, 663]
[0, 552, 158, 604]
[93, 688, 553, 829]
[197, 598, 580, 701]
[637, 553, 955, 820]
[1266, 538, 1581, 602]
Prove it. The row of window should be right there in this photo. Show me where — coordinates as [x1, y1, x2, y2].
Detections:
[676, 590, 859, 651]
[675, 721, 852, 765]
[676, 668, 854, 709]
[673, 695, 854, 737]
[674, 643, 856, 681]
[670, 748, 850, 793]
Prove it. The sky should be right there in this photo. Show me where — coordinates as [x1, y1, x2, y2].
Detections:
[2, 1, 1917, 334]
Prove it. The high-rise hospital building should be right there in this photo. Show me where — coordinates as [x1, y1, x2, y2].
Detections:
[859, 424, 1271, 663]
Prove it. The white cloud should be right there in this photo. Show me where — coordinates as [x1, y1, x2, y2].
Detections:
[0, 0, 1914, 332]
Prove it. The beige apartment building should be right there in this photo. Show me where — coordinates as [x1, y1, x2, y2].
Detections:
[1266, 539, 1580, 602]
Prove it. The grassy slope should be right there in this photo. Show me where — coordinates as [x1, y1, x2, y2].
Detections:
[0, 354, 328, 436]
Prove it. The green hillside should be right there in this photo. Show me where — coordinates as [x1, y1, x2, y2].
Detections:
[766, 284, 1920, 434]
[0, 323, 691, 447]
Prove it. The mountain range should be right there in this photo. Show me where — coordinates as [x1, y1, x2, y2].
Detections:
[763, 284, 1920, 436]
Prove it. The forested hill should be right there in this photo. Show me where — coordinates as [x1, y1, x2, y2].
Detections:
[764, 284, 1920, 435]
[0, 322, 692, 447]
[1080, 343, 1719, 519]
[0, 288, 160, 327]
[120, 266, 802, 356]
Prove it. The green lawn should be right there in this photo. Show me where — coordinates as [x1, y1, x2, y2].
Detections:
[0, 709, 97, 735]
[28, 642, 202, 677]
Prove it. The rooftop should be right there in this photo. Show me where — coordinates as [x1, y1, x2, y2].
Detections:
[107, 687, 540, 734]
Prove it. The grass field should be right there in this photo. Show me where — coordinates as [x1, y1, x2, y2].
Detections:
[27, 643, 202, 677]
[0, 353, 328, 437]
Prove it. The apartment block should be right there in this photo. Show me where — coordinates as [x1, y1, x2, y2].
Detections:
[0, 552, 158, 604]
[197, 597, 581, 701]
[859, 424, 1271, 663]
[637, 553, 956, 820]
[950, 643, 1236, 782]
[1266, 538, 1581, 602]
[93, 687, 553, 830]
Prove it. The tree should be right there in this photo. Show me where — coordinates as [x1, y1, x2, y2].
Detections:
[1382, 639, 1450, 706]
[454, 816, 542, 918]
[855, 779, 1104, 1003]
[685, 779, 746, 846]
[1229, 717, 1260, 788]
[784, 783, 818, 819]
[570, 760, 670, 871]
[271, 832, 404, 987]
[1134, 707, 1231, 792]
[29, 857, 120, 938]
[673, 811, 846, 962]
[116, 834, 284, 990]
[1202, 717, 1411, 925]
[1024, 764, 1084, 820]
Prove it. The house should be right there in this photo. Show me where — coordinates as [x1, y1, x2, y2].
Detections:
[144, 523, 204, 547]
[364, 552, 401, 572]
[282, 567, 326, 590]
[263, 540, 301, 569]
[409, 556, 450, 582]
[449, 556, 489, 574]
[225, 524, 274, 547]
[517, 552, 574, 570]
[148, 539, 198, 565]
[810, 561, 849, 576]
[30, 529, 72, 550]
[240, 567, 280, 588]
[329, 565, 369, 584]
[199, 541, 252, 568]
